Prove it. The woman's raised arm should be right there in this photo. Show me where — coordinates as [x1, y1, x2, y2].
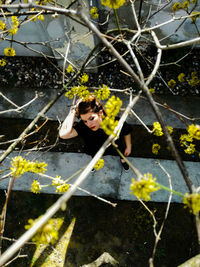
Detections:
[59, 105, 78, 139]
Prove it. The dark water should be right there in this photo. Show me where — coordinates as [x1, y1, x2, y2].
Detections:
[0, 191, 198, 267]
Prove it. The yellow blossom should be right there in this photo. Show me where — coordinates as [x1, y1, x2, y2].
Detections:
[52, 175, 70, 193]
[29, 160, 47, 174]
[153, 122, 163, 136]
[94, 84, 110, 100]
[65, 85, 90, 100]
[11, 16, 19, 26]
[8, 26, 18, 35]
[101, 0, 126, 9]
[168, 79, 176, 88]
[149, 88, 155, 94]
[38, 15, 45, 21]
[191, 11, 200, 22]
[167, 126, 173, 135]
[10, 156, 47, 177]
[90, 6, 99, 19]
[172, 2, 182, 12]
[4, 47, 16, 57]
[0, 59, 6, 67]
[184, 144, 195, 154]
[187, 124, 200, 140]
[66, 64, 74, 73]
[183, 193, 200, 214]
[94, 159, 104, 170]
[178, 73, 185, 82]
[105, 95, 122, 118]
[52, 175, 63, 187]
[31, 180, 42, 194]
[130, 173, 160, 201]
[0, 20, 6, 31]
[152, 144, 161, 155]
[79, 73, 89, 84]
[56, 183, 70, 193]
[25, 217, 63, 246]
[182, 0, 189, 9]
[101, 116, 119, 136]
[180, 134, 193, 147]
[30, 15, 37, 22]
[188, 74, 200, 87]
[10, 156, 29, 177]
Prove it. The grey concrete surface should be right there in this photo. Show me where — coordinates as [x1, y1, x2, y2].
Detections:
[0, 151, 199, 203]
[0, 0, 97, 69]
[1, 86, 200, 128]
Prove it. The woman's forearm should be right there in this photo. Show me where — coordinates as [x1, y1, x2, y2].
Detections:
[59, 106, 76, 138]
[124, 134, 132, 148]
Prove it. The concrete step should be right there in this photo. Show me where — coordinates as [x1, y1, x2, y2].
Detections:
[1, 87, 200, 128]
[0, 151, 199, 203]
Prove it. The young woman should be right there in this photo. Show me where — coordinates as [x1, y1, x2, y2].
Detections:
[59, 95, 132, 171]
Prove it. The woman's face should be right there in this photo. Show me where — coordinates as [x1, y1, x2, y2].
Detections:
[80, 110, 103, 131]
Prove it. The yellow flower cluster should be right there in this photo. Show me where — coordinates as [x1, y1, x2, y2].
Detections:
[149, 88, 155, 94]
[52, 175, 70, 193]
[104, 95, 122, 118]
[0, 20, 6, 31]
[101, 0, 126, 9]
[12, 16, 19, 26]
[191, 11, 200, 23]
[187, 124, 200, 140]
[179, 124, 200, 155]
[167, 126, 173, 135]
[65, 85, 90, 100]
[101, 95, 122, 136]
[180, 134, 193, 147]
[0, 59, 6, 67]
[178, 73, 185, 82]
[25, 217, 63, 246]
[79, 73, 89, 84]
[8, 27, 18, 35]
[184, 143, 195, 154]
[188, 72, 200, 87]
[56, 183, 70, 193]
[101, 116, 119, 135]
[10, 156, 47, 177]
[94, 84, 110, 100]
[130, 173, 160, 201]
[183, 193, 200, 214]
[4, 47, 16, 57]
[153, 122, 163, 136]
[90, 6, 99, 19]
[152, 144, 161, 155]
[8, 16, 19, 35]
[38, 15, 45, 21]
[66, 64, 74, 73]
[168, 79, 176, 88]
[182, 0, 190, 9]
[31, 180, 42, 194]
[172, 1, 193, 12]
[29, 6, 45, 22]
[94, 159, 104, 170]
[172, 2, 182, 12]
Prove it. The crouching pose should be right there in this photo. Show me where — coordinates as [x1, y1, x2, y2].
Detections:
[59, 95, 132, 171]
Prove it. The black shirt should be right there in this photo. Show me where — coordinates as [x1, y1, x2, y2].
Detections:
[74, 119, 132, 156]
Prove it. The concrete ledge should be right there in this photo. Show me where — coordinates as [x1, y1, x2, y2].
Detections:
[1, 86, 200, 128]
[0, 151, 199, 203]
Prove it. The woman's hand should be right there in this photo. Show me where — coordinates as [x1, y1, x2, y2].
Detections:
[124, 145, 132, 157]
[74, 98, 83, 116]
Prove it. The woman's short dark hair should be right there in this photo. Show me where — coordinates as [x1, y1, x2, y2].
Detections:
[76, 95, 105, 118]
